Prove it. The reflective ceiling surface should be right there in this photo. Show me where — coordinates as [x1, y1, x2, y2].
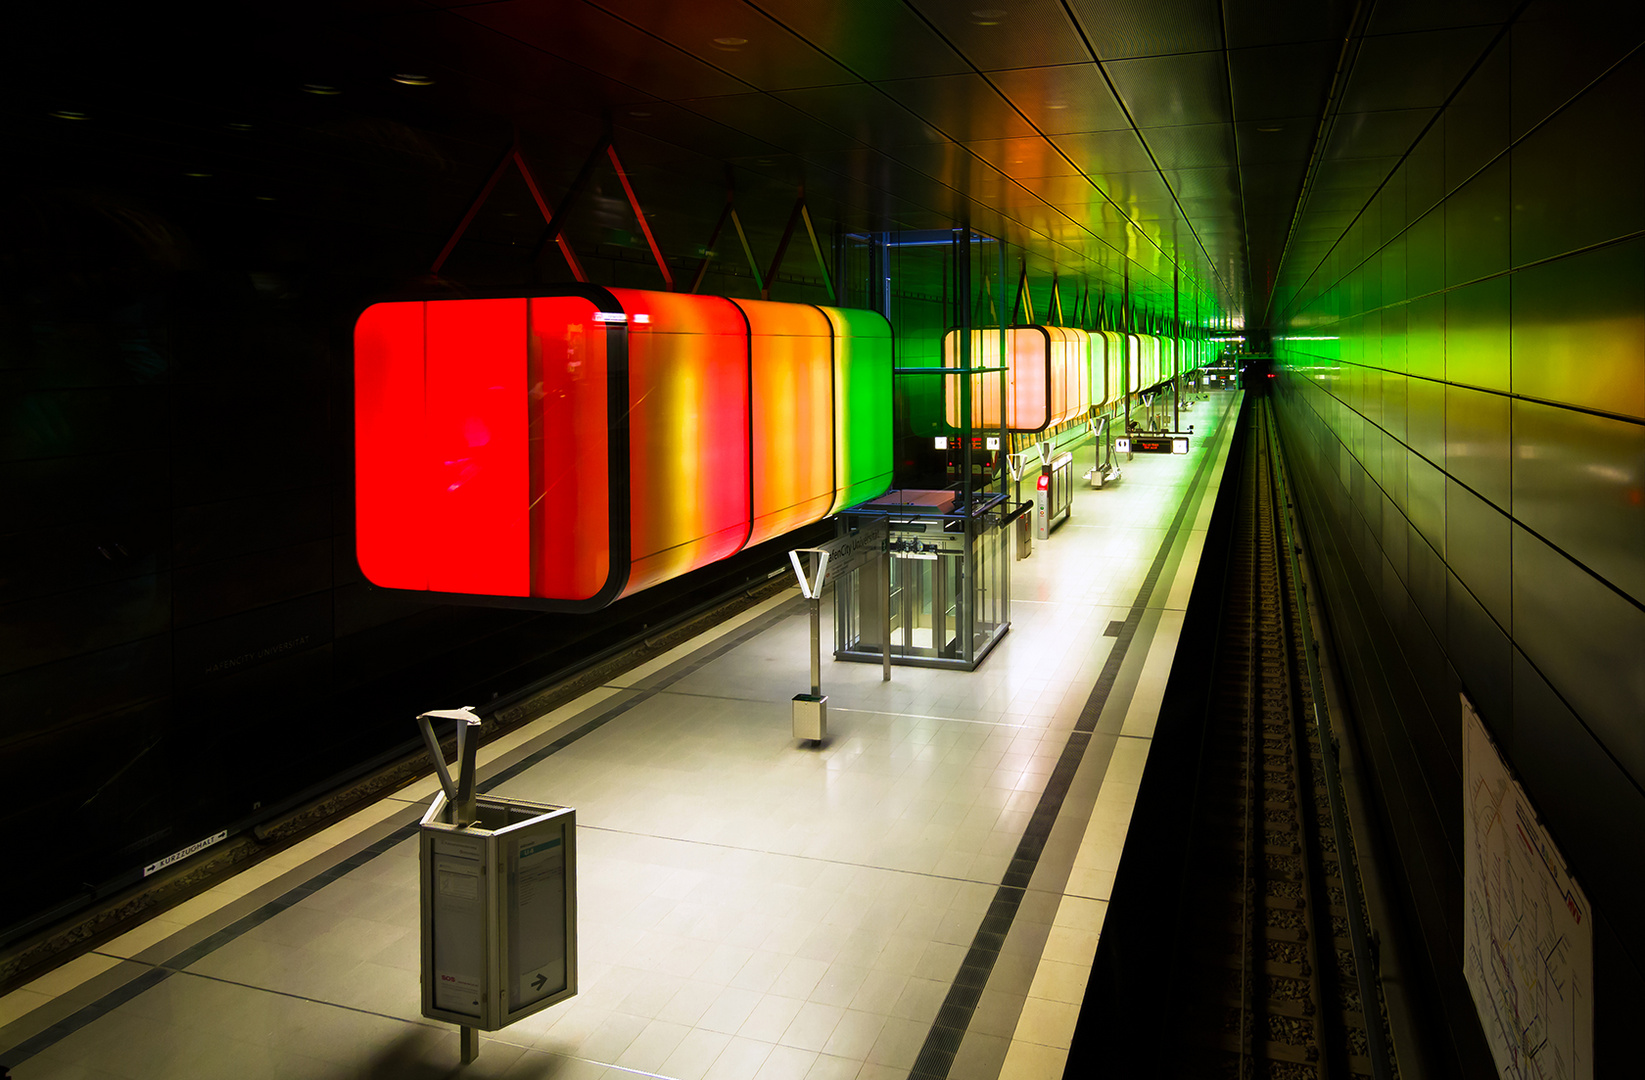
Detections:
[7, 1, 1535, 329]
[371, 0, 1366, 325]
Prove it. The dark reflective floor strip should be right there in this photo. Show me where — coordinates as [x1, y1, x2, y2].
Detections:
[2, 594, 803, 1068]
[908, 411, 1232, 1080]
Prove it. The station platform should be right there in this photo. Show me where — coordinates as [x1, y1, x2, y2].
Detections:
[0, 391, 1243, 1080]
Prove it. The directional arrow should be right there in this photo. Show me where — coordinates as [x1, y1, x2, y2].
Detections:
[531, 973, 547, 991]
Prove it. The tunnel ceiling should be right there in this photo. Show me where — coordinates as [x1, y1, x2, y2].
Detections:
[7, 1, 1525, 330]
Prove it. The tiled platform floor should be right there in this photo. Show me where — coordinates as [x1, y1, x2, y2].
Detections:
[0, 392, 1243, 1080]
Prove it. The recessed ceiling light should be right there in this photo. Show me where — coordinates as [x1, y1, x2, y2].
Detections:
[972, 8, 1006, 24]
[302, 83, 340, 95]
[1256, 125, 1282, 132]
[393, 73, 434, 86]
[712, 36, 747, 45]
[184, 172, 212, 178]
[255, 195, 277, 201]
[49, 109, 89, 120]
[629, 109, 653, 117]
[227, 121, 253, 131]
[1046, 103, 1068, 110]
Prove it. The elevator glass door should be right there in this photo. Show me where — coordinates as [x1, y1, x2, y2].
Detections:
[834, 502, 1010, 672]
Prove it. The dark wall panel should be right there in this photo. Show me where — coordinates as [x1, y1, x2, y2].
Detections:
[1269, 5, 1645, 1073]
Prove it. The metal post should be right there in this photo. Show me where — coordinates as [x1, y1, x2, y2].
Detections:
[455, 716, 481, 828]
[416, 707, 483, 827]
[958, 230, 973, 518]
[810, 591, 822, 697]
[1172, 261, 1180, 433]
[881, 551, 891, 682]
[460, 1025, 480, 1064]
[1122, 260, 1131, 456]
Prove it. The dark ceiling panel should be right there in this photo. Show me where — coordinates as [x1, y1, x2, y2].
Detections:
[749, 0, 969, 80]
[1367, 0, 1518, 35]
[1312, 154, 1401, 195]
[1106, 51, 1233, 128]
[1224, 0, 1354, 48]
[966, 136, 1084, 178]
[1066, 0, 1223, 59]
[884, 142, 996, 189]
[372, 7, 661, 111]
[1143, 123, 1237, 171]
[905, 0, 1092, 71]
[681, 93, 860, 155]
[614, 101, 786, 161]
[1229, 43, 1337, 121]
[1235, 120, 1314, 165]
[456, 0, 751, 101]
[775, 84, 947, 146]
[796, 149, 966, 216]
[586, 0, 857, 91]
[878, 73, 1036, 142]
[1325, 109, 1433, 159]
[1053, 129, 1156, 174]
[1015, 173, 1103, 205]
[1163, 166, 1240, 204]
[1341, 27, 1498, 112]
[987, 64, 1130, 135]
[1238, 162, 1308, 206]
[1100, 169, 1175, 205]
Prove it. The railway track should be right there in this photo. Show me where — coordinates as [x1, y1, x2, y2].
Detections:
[1171, 399, 1396, 1079]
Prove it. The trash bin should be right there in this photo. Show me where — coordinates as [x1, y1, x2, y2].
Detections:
[415, 709, 577, 1061]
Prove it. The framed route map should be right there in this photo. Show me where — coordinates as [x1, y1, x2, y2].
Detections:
[1462, 695, 1593, 1080]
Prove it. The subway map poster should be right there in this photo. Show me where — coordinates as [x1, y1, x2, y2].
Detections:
[1462, 695, 1593, 1080]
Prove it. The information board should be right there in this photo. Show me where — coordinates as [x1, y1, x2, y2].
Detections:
[507, 823, 568, 1012]
[431, 832, 486, 1017]
[1462, 696, 1593, 1080]
[1117, 435, 1189, 454]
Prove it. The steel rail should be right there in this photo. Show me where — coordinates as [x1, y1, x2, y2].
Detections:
[1262, 398, 1395, 1080]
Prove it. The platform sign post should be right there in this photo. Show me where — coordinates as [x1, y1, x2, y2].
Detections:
[416, 710, 577, 1065]
[789, 520, 889, 740]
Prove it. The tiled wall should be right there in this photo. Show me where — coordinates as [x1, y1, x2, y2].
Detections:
[1270, 7, 1644, 1069]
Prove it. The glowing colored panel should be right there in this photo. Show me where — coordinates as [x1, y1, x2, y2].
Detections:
[1088, 331, 1106, 406]
[529, 296, 611, 601]
[1045, 327, 1089, 423]
[1046, 329, 1069, 424]
[1101, 332, 1124, 406]
[614, 289, 750, 598]
[354, 302, 429, 590]
[739, 299, 834, 548]
[943, 327, 1058, 432]
[1009, 328, 1050, 431]
[943, 328, 998, 429]
[823, 307, 893, 513]
[424, 298, 530, 596]
[1070, 330, 1090, 419]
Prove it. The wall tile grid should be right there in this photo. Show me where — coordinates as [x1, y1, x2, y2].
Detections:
[1270, 8, 1645, 1066]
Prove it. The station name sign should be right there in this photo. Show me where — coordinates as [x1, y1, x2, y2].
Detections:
[789, 519, 889, 597]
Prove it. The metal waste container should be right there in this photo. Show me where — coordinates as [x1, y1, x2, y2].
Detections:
[415, 709, 577, 1062]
